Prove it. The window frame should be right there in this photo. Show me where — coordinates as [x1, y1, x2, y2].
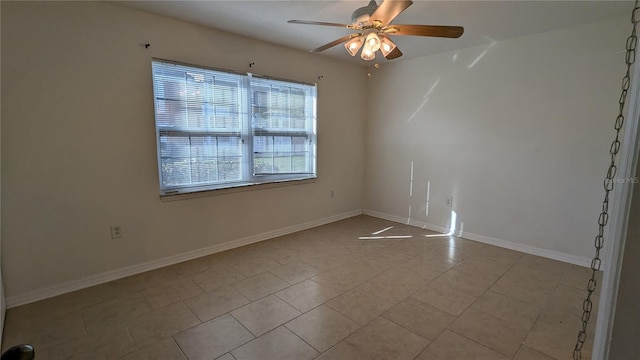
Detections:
[151, 59, 317, 197]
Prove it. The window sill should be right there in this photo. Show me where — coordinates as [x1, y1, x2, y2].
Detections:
[159, 176, 317, 202]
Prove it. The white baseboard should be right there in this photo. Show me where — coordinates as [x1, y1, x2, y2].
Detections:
[6, 209, 364, 308]
[460, 231, 591, 267]
[364, 209, 591, 267]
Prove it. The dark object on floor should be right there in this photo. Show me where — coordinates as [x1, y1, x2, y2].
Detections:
[1, 344, 35, 360]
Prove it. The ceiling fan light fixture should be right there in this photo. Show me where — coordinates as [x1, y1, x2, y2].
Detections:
[288, 0, 465, 62]
[379, 35, 397, 57]
[344, 36, 364, 56]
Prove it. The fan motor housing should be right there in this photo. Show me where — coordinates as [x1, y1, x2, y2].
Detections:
[351, 0, 378, 24]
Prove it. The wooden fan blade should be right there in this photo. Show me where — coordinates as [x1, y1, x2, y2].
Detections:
[384, 24, 464, 38]
[288, 20, 356, 29]
[311, 34, 358, 53]
[385, 47, 403, 60]
[370, 0, 413, 26]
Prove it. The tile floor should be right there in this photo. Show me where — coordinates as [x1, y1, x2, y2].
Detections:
[2, 215, 600, 359]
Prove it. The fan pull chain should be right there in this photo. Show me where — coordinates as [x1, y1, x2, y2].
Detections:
[573, 1, 639, 359]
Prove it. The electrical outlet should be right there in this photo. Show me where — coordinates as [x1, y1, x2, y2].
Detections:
[446, 196, 453, 207]
[110, 225, 123, 239]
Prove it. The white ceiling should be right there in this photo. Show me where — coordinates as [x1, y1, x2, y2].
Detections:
[116, 1, 633, 66]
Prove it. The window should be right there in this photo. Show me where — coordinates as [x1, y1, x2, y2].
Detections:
[151, 60, 317, 196]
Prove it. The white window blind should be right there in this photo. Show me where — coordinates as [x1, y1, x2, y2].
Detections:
[152, 60, 317, 196]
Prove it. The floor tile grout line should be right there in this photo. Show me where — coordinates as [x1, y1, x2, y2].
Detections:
[170, 336, 192, 360]
[377, 311, 435, 347]
[188, 274, 209, 294]
[168, 300, 203, 334]
[190, 311, 259, 358]
[283, 322, 326, 355]
[227, 305, 262, 339]
[447, 326, 517, 359]
[119, 323, 139, 359]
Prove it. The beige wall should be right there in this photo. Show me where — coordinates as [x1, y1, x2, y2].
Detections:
[0, 2, 367, 301]
[364, 17, 629, 263]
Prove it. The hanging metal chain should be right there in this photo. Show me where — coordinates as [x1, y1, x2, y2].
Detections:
[573, 2, 639, 359]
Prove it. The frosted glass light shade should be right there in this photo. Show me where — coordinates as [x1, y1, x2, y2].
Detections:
[344, 36, 364, 56]
[360, 45, 376, 61]
[379, 35, 397, 57]
[365, 32, 381, 52]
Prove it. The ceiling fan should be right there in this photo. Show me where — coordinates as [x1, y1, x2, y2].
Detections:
[288, 0, 464, 61]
